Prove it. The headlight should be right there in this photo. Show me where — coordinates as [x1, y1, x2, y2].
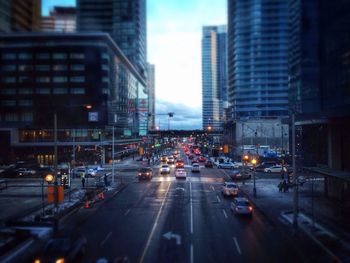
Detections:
[56, 259, 65, 263]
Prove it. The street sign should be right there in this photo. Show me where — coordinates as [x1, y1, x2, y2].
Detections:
[88, 112, 99, 122]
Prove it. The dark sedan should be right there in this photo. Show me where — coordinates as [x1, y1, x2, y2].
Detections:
[138, 167, 153, 180]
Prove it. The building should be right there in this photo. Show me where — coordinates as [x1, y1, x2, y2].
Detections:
[76, 0, 147, 79]
[0, 33, 147, 164]
[0, 0, 41, 32]
[201, 25, 227, 132]
[147, 63, 155, 130]
[225, 0, 290, 154]
[41, 6, 76, 32]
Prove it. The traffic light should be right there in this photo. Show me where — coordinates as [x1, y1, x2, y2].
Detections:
[168, 112, 174, 117]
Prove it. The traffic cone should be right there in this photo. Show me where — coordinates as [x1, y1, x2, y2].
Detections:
[85, 200, 89, 209]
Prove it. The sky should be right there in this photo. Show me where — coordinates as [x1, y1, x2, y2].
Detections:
[42, 0, 227, 130]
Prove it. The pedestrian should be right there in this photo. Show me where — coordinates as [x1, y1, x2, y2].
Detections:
[104, 173, 108, 187]
[278, 181, 283, 192]
[81, 176, 85, 188]
[282, 180, 288, 192]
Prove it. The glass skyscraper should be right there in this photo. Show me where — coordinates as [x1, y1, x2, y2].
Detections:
[227, 0, 289, 119]
[201, 25, 227, 131]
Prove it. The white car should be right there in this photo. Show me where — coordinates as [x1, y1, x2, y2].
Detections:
[233, 162, 243, 169]
[160, 164, 170, 174]
[222, 182, 239, 196]
[217, 162, 235, 169]
[264, 165, 283, 173]
[167, 156, 175, 164]
[191, 163, 200, 172]
[175, 168, 187, 179]
[230, 197, 253, 216]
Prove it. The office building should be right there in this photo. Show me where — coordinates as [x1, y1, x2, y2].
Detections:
[202, 25, 227, 132]
[0, 33, 147, 164]
[147, 63, 155, 130]
[76, 0, 147, 79]
[41, 6, 76, 32]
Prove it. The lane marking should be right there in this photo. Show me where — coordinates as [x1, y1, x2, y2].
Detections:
[100, 232, 112, 247]
[222, 209, 228, 219]
[139, 182, 172, 263]
[124, 208, 131, 216]
[190, 182, 194, 234]
[221, 169, 232, 180]
[233, 237, 242, 255]
[216, 195, 221, 203]
[211, 185, 215, 191]
[190, 243, 194, 263]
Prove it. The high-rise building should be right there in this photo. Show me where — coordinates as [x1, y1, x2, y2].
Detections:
[147, 63, 155, 130]
[41, 6, 76, 32]
[76, 0, 147, 79]
[0, 0, 41, 32]
[201, 25, 227, 131]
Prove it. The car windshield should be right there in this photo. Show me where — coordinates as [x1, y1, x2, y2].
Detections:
[237, 201, 250, 206]
[226, 184, 237, 188]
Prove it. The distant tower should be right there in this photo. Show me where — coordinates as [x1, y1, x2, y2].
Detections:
[41, 6, 76, 32]
[147, 63, 156, 130]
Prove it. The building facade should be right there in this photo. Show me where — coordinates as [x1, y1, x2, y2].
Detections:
[76, 0, 147, 79]
[0, 33, 147, 164]
[201, 25, 227, 132]
[41, 6, 76, 32]
[0, 0, 41, 32]
[147, 63, 155, 130]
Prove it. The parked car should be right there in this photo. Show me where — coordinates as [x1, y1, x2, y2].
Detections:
[204, 160, 213, 168]
[73, 167, 86, 178]
[175, 168, 187, 179]
[191, 163, 200, 172]
[160, 164, 170, 174]
[230, 170, 251, 180]
[230, 197, 253, 216]
[222, 182, 239, 196]
[34, 233, 87, 263]
[217, 162, 235, 169]
[264, 165, 283, 173]
[198, 156, 206, 162]
[138, 167, 153, 180]
[255, 162, 277, 172]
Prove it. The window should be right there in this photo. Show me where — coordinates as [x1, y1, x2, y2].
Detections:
[102, 77, 109, 83]
[18, 88, 33, 95]
[53, 88, 68, 94]
[2, 100, 16, 106]
[53, 76, 67, 83]
[18, 65, 33, 71]
[36, 65, 50, 71]
[53, 53, 67, 59]
[36, 88, 50, 94]
[2, 65, 16, 71]
[21, 112, 33, 121]
[70, 76, 85, 83]
[5, 113, 18, 121]
[53, 65, 67, 71]
[101, 53, 109, 59]
[70, 53, 85, 59]
[0, 89, 16, 95]
[2, 53, 16, 59]
[102, 88, 110, 95]
[37, 77, 50, 83]
[3, 77, 16, 83]
[18, 76, 31, 83]
[18, 100, 32, 106]
[36, 53, 50, 59]
[70, 88, 85, 94]
[101, 64, 109, 71]
[71, 64, 85, 71]
[18, 53, 32, 59]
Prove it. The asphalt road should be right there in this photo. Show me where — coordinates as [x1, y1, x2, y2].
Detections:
[62, 149, 331, 263]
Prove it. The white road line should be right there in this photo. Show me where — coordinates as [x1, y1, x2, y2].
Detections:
[190, 243, 194, 263]
[221, 170, 231, 180]
[139, 182, 172, 263]
[222, 209, 228, 219]
[100, 232, 112, 247]
[124, 208, 131, 216]
[216, 195, 221, 203]
[211, 185, 215, 191]
[190, 182, 194, 234]
[233, 237, 242, 255]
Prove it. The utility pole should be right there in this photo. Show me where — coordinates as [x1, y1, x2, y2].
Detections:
[53, 111, 58, 211]
[292, 112, 298, 227]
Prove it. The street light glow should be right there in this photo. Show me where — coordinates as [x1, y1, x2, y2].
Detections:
[45, 174, 54, 183]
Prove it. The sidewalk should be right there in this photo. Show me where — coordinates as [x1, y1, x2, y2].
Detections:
[239, 177, 350, 260]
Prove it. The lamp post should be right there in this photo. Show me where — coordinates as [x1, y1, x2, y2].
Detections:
[292, 112, 298, 227]
[53, 111, 58, 212]
[251, 158, 257, 198]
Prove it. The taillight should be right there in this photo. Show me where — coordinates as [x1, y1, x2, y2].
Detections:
[138, 173, 141, 176]
[248, 206, 253, 211]
[146, 173, 149, 175]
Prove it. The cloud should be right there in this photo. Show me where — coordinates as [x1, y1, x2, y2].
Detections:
[155, 100, 202, 130]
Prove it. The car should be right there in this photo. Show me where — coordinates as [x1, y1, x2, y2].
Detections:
[204, 160, 213, 168]
[264, 165, 283, 173]
[167, 156, 175, 164]
[34, 233, 87, 263]
[138, 167, 153, 180]
[230, 170, 251, 180]
[160, 155, 168, 163]
[233, 162, 243, 169]
[198, 156, 206, 162]
[255, 162, 277, 172]
[73, 167, 86, 178]
[222, 182, 239, 196]
[230, 197, 253, 216]
[188, 154, 194, 159]
[175, 160, 184, 168]
[217, 162, 235, 169]
[175, 168, 187, 179]
[191, 163, 200, 172]
[160, 164, 170, 174]
[15, 168, 36, 176]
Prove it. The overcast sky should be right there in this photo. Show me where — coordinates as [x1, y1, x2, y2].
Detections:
[42, 0, 227, 130]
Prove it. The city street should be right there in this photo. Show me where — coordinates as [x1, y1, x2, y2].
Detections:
[57, 150, 332, 263]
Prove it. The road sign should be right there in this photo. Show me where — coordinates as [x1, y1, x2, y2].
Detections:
[88, 112, 99, 122]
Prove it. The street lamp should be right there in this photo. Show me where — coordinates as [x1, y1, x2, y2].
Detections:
[251, 158, 257, 197]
